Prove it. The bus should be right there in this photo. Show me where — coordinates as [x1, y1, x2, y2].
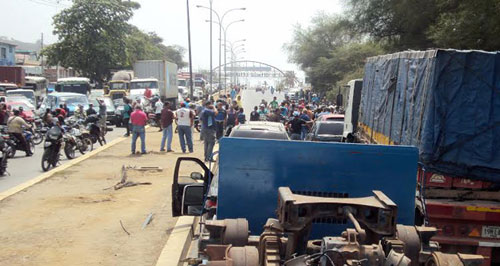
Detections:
[55, 77, 91, 95]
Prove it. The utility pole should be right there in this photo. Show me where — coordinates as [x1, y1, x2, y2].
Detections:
[40, 33, 44, 71]
[209, 0, 213, 95]
[186, 0, 194, 100]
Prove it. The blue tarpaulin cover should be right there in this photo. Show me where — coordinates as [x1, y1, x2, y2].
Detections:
[360, 49, 500, 182]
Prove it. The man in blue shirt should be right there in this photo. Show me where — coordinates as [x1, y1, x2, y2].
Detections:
[214, 102, 227, 140]
[299, 109, 311, 140]
[200, 101, 217, 162]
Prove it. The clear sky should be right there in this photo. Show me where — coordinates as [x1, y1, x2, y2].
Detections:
[2, 0, 343, 75]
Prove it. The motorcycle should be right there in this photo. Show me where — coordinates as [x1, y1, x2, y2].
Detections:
[0, 136, 9, 176]
[64, 120, 93, 155]
[84, 114, 106, 146]
[31, 119, 48, 145]
[41, 126, 64, 172]
[3, 128, 35, 158]
[147, 112, 159, 127]
[193, 115, 201, 132]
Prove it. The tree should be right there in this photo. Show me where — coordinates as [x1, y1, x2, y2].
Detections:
[427, 0, 500, 50]
[44, 0, 137, 83]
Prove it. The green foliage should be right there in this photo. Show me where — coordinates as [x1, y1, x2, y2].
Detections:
[44, 0, 135, 83]
[427, 0, 500, 50]
[43, 0, 185, 83]
[285, 13, 384, 95]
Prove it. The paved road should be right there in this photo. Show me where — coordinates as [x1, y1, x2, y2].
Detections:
[241, 88, 285, 118]
[0, 125, 126, 193]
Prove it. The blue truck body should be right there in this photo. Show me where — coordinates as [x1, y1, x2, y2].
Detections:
[360, 49, 500, 182]
[216, 138, 418, 237]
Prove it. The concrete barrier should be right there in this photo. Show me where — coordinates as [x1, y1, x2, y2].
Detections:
[156, 216, 197, 266]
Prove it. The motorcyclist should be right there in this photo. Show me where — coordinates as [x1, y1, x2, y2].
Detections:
[74, 104, 87, 120]
[7, 109, 32, 156]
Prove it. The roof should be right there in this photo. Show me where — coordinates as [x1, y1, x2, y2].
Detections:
[6, 89, 34, 93]
[0, 83, 18, 87]
[47, 92, 88, 97]
[131, 78, 159, 82]
[25, 76, 47, 82]
[0, 41, 16, 47]
[234, 121, 287, 132]
[57, 77, 90, 83]
[320, 114, 345, 121]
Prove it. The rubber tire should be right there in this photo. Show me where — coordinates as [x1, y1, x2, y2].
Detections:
[32, 132, 44, 145]
[79, 137, 93, 154]
[6, 146, 15, 158]
[64, 143, 76, 160]
[29, 140, 35, 154]
[41, 150, 52, 172]
[0, 155, 7, 176]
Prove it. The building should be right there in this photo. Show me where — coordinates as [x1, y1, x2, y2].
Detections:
[0, 41, 16, 66]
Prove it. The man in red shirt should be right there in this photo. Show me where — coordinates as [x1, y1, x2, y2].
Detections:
[144, 87, 152, 99]
[130, 105, 148, 154]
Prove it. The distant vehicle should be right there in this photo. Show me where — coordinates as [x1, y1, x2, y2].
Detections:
[106, 70, 132, 94]
[319, 114, 345, 122]
[133, 60, 178, 106]
[229, 121, 290, 140]
[55, 77, 91, 95]
[24, 76, 47, 103]
[39, 92, 89, 115]
[130, 78, 159, 96]
[306, 120, 344, 142]
[6, 89, 36, 106]
[0, 66, 25, 86]
[6, 95, 35, 110]
[6, 102, 35, 121]
[0, 83, 18, 96]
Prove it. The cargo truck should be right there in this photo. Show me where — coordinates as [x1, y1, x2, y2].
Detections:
[171, 138, 485, 265]
[132, 60, 178, 106]
[344, 49, 500, 265]
[0, 66, 25, 87]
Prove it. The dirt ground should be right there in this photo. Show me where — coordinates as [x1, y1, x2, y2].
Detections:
[0, 127, 209, 266]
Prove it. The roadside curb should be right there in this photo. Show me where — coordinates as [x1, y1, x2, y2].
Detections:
[156, 216, 196, 266]
[0, 136, 128, 202]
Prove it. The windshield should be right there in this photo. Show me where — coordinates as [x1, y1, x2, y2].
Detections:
[178, 80, 187, 87]
[7, 91, 34, 100]
[110, 82, 127, 90]
[317, 122, 344, 135]
[130, 81, 158, 90]
[57, 83, 89, 94]
[9, 102, 33, 111]
[59, 95, 89, 106]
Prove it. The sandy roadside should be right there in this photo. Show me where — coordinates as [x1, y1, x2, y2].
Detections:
[0, 127, 209, 266]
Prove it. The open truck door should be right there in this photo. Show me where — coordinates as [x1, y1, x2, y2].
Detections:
[172, 157, 212, 217]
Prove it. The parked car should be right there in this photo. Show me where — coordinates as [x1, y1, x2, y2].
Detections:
[39, 92, 89, 115]
[306, 120, 344, 142]
[6, 102, 35, 121]
[90, 97, 116, 125]
[229, 121, 290, 140]
[319, 114, 344, 122]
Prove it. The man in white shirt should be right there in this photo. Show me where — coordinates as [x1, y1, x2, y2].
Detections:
[154, 98, 164, 132]
[175, 102, 194, 153]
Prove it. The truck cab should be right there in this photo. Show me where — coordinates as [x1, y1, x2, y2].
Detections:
[130, 78, 159, 97]
[55, 77, 91, 95]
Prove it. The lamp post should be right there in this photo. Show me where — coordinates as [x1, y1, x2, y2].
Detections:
[197, 6, 245, 92]
[223, 19, 244, 93]
[186, 0, 194, 99]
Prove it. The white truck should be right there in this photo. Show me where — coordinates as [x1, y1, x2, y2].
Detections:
[132, 60, 178, 106]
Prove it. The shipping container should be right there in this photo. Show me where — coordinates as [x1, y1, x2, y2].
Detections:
[133, 60, 178, 104]
[0, 66, 25, 87]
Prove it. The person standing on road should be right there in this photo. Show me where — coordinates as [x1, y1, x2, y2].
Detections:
[122, 98, 132, 137]
[200, 102, 216, 162]
[160, 102, 174, 152]
[98, 99, 107, 138]
[287, 111, 310, 141]
[130, 105, 148, 154]
[154, 98, 163, 132]
[86, 104, 97, 116]
[300, 109, 311, 140]
[269, 96, 279, 111]
[237, 108, 246, 125]
[7, 109, 32, 156]
[175, 103, 194, 153]
[250, 106, 260, 121]
[214, 102, 226, 140]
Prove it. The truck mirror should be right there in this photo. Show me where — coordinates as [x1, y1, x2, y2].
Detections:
[190, 172, 203, 180]
[181, 184, 205, 216]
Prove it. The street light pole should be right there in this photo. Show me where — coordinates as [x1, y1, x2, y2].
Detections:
[223, 19, 244, 95]
[209, 0, 213, 95]
[186, 0, 194, 99]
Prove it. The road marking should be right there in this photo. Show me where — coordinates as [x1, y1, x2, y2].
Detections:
[0, 136, 127, 202]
